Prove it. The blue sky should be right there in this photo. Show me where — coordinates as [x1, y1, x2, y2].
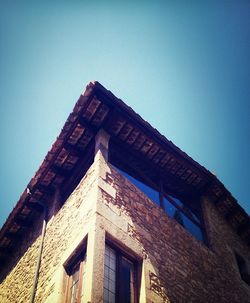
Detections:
[0, 1, 249, 227]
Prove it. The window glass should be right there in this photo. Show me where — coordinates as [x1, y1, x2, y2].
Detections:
[115, 166, 160, 205]
[164, 197, 204, 242]
[104, 246, 116, 303]
[168, 195, 200, 224]
[70, 267, 80, 303]
[182, 205, 200, 224]
[121, 257, 135, 303]
[104, 244, 137, 303]
[169, 195, 184, 207]
[182, 215, 204, 242]
[163, 197, 179, 218]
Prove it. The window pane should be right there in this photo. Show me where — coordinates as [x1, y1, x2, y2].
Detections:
[65, 249, 86, 303]
[70, 281, 79, 303]
[109, 291, 116, 303]
[115, 166, 160, 205]
[104, 245, 137, 303]
[169, 195, 184, 207]
[69, 266, 80, 303]
[104, 246, 117, 303]
[168, 195, 201, 224]
[163, 197, 204, 242]
[182, 214, 204, 242]
[72, 267, 80, 284]
[121, 257, 135, 303]
[163, 197, 179, 218]
[182, 205, 200, 224]
[104, 288, 109, 302]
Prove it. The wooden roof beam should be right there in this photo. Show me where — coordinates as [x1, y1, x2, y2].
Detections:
[225, 205, 239, 221]
[64, 142, 83, 158]
[33, 184, 54, 195]
[26, 202, 44, 213]
[214, 193, 227, 205]
[5, 232, 21, 240]
[78, 116, 97, 131]
[0, 256, 8, 266]
[0, 246, 13, 255]
[237, 221, 250, 236]
[15, 218, 33, 228]
[50, 165, 71, 177]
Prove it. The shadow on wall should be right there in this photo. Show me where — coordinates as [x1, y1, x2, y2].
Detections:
[0, 202, 50, 284]
[0, 213, 43, 291]
[0, 144, 95, 284]
[103, 166, 175, 302]
[105, 164, 249, 303]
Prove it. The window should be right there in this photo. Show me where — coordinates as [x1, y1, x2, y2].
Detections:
[235, 253, 250, 285]
[114, 166, 160, 205]
[113, 164, 206, 244]
[163, 195, 205, 242]
[64, 250, 86, 303]
[104, 244, 138, 303]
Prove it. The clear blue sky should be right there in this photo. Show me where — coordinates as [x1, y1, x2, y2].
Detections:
[0, 1, 249, 228]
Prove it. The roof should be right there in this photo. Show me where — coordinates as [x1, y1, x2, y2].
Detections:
[0, 81, 249, 261]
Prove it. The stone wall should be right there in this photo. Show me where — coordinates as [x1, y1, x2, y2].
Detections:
[0, 152, 249, 303]
[96, 159, 250, 303]
[0, 160, 98, 303]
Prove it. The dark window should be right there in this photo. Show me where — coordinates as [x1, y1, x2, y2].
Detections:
[114, 164, 205, 243]
[235, 253, 250, 285]
[104, 244, 138, 303]
[163, 195, 204, 242]
[65, 251, 86, 303]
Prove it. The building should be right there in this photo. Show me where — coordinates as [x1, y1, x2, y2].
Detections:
[0, 81, 249, 303]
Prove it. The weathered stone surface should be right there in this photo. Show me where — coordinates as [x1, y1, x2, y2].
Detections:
[0, 158, 250, 303]
[101, 164, 250, 303]
[0, 162, 98, 303]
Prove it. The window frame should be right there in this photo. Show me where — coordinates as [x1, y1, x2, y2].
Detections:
[161, 190, 207, 241]
[104, 240, 140, 303]
[64, 244, 87, 303]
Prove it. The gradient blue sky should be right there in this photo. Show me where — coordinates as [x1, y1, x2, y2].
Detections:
[0, 1, 249, 227]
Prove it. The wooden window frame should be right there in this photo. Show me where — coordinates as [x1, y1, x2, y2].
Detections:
[64, 241, 87, 303]
[105, 240, 141, 303]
